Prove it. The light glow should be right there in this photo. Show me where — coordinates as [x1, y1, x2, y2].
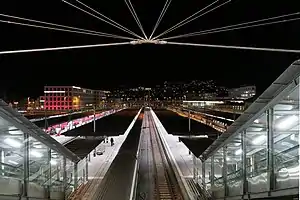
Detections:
[8, 160, 18, 165]
[235, 149, 242, 155]
[252, 135, 266, 145]
[30, 151, 43, 158]
[4, 138, 22, 148]
[44, 91, 66, 93]
[276, 115, 298, 130]
[50, 160, 57, 165]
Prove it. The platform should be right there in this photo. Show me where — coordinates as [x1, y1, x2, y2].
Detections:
[69, 108, 142, 200]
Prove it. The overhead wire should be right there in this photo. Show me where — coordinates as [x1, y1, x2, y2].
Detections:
[124, 0, 148, 39]
[0, 13, 135, 40]
[166, 41, 300, 53]
[74, 0, 142, 40]
[153, 0, 232, 40]
[62, 0, 143, 40]
[161, 12, 300, 40]
[0, 20, 134, 40]
[149, 0, 172, 40]
[0, 42, 131, 55]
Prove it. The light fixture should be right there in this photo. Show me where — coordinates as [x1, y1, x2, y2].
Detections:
[30, 151, 42, 158]
[276, 115, 298, 130]
[4, 138, 22, 148]
[254, 119, 259, 123]
[8, 126, 23, 135]
[8, 160, 18, 165]
[252, 135, 266, 145]
[34, 145, 43, 149]
[235, 149, 242, 155]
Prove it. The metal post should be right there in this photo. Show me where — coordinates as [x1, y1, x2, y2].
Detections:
[267, 109, 275, 192]
[188, 110, 191, 154]
[63, 157, 67, 199]
[188, 110, 191, 133]
[74, 162, 78, 189]
[85, 156, 89, 182]
[223, 147, 228, 197]
[47, 148, 51, 198]
[93, 106, 96, 133]
[23, 133, 30, 199]
[211, 156, 214, 187]
[202, 160, 206, 188]
[0, 150, 4, 176]
[242, 130, 247, 195]
[193, 154, 197, 180]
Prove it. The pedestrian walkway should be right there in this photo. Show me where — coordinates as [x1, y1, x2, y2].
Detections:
[150, 109, 195, 178]
[69, 108, 142, 200]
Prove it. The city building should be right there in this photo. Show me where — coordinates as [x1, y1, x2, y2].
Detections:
[41, 86, 109, 110]
[228, 85, 256, 100]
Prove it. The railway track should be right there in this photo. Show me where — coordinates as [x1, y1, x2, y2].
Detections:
[147, 111, 183, 200]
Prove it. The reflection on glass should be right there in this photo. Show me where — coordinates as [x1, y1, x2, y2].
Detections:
[0, 118, 25, 196]
[226, 133, 243, 196]
[212, 148, 224, 198]
[28, 136, 48, 197]
[204, 158, 212, 192]
[273, 84, 299, 190]
[246, 112, 268, 193]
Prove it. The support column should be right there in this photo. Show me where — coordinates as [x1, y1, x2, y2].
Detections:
[47, 148, 51, 199]
[202, 160, 206, 188]
[267, 109, 275, 192]
[211, 156, 214, 187]
[63, 157, 67, 199]
[85, 156, 89, 182]
[74, 162, 78, 189]
[193, 154, 197, 180]
[0, 150, 4, 176]
[23, 133, 30, 199]
[241, 130, 247, 195]
[223, 147, 228, 197]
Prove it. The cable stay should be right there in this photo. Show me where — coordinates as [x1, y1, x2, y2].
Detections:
[149, 0, 172, 40]
[62, 0, 143, 40]
[73, 0, 143, 40]
[0, 19, 135, 40]
[166, 41, 300, 53]
[153, 0, 231, 40]
[124, 0, 148, 39]
[0, 13, 135, 40]
[0, 42, 131, 55]
[161, 12, 300, 40]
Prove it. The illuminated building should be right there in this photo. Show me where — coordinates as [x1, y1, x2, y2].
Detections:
[228, 85, 256, 100]
[41, 86, 108, 110]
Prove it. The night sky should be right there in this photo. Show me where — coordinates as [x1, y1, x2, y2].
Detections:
[0, 0, 299, 99]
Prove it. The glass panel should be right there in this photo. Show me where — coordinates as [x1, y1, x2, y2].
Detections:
[226, 132, 243, 196]
[204, 157, 212, 192]
[273, 83, 299, 190]
[66, 158, 75, 196]
[49, 150, 64, 196]
[28, 136, 48, 198]
[77, 159, 86, 186]
[212, 148, 224, 198]
[0, 118, 24, 196]
[245, 112, 268, 193]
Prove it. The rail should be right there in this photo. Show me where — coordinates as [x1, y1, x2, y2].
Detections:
[148, 112, 183, 200]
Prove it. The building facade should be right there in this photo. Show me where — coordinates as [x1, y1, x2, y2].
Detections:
[41, 86, 108, 110]
[228, 85, 256, 100]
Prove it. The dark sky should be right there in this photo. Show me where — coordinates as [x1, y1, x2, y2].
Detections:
[0, 0, 299, 99]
